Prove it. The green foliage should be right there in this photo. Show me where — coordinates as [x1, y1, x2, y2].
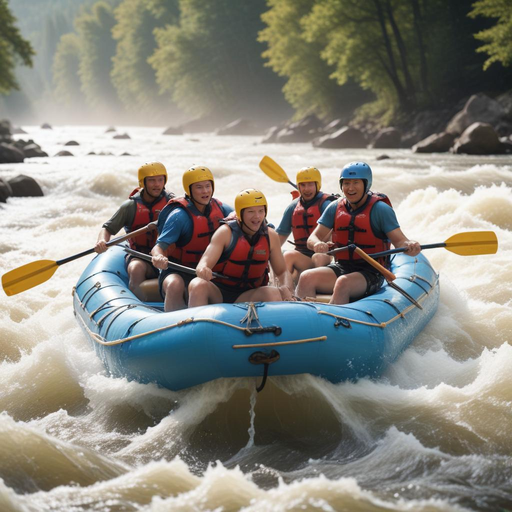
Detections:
[470, 0, 512, 69]
[259, 0, 363, 120]
[52, 33, 86, 107]
[74, 1, 121, 110]
[302, 0, 430, 118]
[0, 0, 34, 94]
[111, 0, 179, 114]
[149, 0, 286, 121]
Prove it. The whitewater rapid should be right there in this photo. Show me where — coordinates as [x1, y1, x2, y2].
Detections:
[0, 126, 511, 511]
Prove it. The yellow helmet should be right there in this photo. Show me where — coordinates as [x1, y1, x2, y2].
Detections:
[138, 162, 167, 189]
[182, 165, 214, 195]
[296, 166, 321, 191]
[235, 189, 268, 219]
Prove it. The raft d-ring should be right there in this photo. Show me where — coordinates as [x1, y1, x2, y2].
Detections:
[334, 318, 351, 328]
[249, 350, 280, 392]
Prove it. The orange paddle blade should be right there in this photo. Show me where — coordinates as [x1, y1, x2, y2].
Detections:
[444, 231, 498, 256]
[2, 260, 58, 296]
[259, 156, 290, 184]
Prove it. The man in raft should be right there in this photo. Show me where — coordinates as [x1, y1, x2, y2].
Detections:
[95, 161, 173, 297]
[151, 166, 233, 312]
[296, 162, 421, 304]
[276, 166, 336, 282]
[187, 189, 296, 306]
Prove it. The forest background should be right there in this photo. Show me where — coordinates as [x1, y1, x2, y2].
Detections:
[1, 0, 511, 132]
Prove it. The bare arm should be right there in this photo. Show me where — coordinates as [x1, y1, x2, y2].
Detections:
[269, 229, 295, 300]
[195, 226, 231, 281]
[151, 243, 176, 270]
[307, 224, 333, 253]
[278, 233, 289, 247]
[386, 227, 421, 256]
[95, 228, 113, 253]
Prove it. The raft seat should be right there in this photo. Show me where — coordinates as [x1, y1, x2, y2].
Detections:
[135, 278, 162, 303]
[305, 294, 332, 303]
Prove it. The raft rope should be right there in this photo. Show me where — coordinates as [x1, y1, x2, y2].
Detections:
[73, 269, 438, 346]
[318, 272, 438, 328]
[232, 336, 326, 349]
[249, 350, 280, 392]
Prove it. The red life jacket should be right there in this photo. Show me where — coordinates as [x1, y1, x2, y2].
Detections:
[291, 192, 333, 253]
[165, 196, 225, 267]
[332, 192, 392, 266]
[125, 189, 172, 253]
[214, 220, 270, 290]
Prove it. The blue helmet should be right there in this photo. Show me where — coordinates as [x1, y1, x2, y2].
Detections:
[339, 162, 372, 194]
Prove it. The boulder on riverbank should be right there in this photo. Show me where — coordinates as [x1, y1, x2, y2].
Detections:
[446, 94, 507, 136]
[0, 143, 25, 163]
[0, 178, 13, 203]
[216, 118, 261, 136]
[261, 115, 324, 144]
[412, 132, 457, 153]
[7, 175, 44, 197]
[1, 119, 48, 162]
[313, 126, 367, 149]
[370, 127, 402, 149]
[258, 89, 512, 154]
[452, 122, 508, 155]
[162, 126, 183, 135]
[178, 115, 223, 133]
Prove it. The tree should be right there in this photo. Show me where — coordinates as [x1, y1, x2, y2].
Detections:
[470, 0, 512, 69]
[111, 0, 179, 116]
[0, 0, 34, 94]
[303, 0, 429, 119]
[74, 1, 121, 111]
[52, 33, 87, 107]
[258, 0, 366, 120]
[149, 0, 287, 123]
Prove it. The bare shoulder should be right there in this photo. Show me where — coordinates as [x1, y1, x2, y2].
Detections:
[213, 223, 232, 243]
[268, 226, 280, 246]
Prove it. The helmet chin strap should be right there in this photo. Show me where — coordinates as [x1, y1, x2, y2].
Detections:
[347, 193, 367, 209]
[189, 191, 210, 210]
[240, 218, 256, 235]
[239, 211, 262, 236]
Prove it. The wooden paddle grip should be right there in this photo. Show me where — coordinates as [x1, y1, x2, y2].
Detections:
[353, 247, 396, 282]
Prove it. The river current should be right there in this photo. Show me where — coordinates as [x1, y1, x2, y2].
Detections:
[0, 125, 511, 511]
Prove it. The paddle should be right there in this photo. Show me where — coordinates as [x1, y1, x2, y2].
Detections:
[327, 231, 498, 258]
[2, 222, 157, 297]
[259, 156, 298, 189]
[124, 248, 229, 280]
[350, 246, 423, 309]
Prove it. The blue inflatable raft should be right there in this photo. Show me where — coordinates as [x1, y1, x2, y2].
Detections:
[73, 245, 439, 391]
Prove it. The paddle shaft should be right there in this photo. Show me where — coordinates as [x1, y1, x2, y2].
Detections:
[328, 243, 441, 258]
[328, 232, 498, 258]
[362, 242, 444, 259]
[57, 222, 157, 266]
[2, 222, 158, 296]
[124, 248, 227, 280]
[352, 247, 396, 281]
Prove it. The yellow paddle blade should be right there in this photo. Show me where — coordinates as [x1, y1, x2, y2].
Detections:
[259, 156, 290, 184]
[2, 260, 58, 296]
[444, 231, 498, 256]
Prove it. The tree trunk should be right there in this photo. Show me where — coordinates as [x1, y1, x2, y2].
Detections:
[410, 0, 429, 94]
[384, 0, 416, 108]
[372, 0, 410, 110]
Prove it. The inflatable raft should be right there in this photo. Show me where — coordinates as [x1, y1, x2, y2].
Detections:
[73, 245, 439, 391]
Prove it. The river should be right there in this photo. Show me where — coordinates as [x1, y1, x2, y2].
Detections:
[1, 125, 511, 511]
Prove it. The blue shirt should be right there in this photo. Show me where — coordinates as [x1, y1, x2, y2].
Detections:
[157, 201, 233, 250]
[276, 192, 333, 236]
[318, 198, 399, 239]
